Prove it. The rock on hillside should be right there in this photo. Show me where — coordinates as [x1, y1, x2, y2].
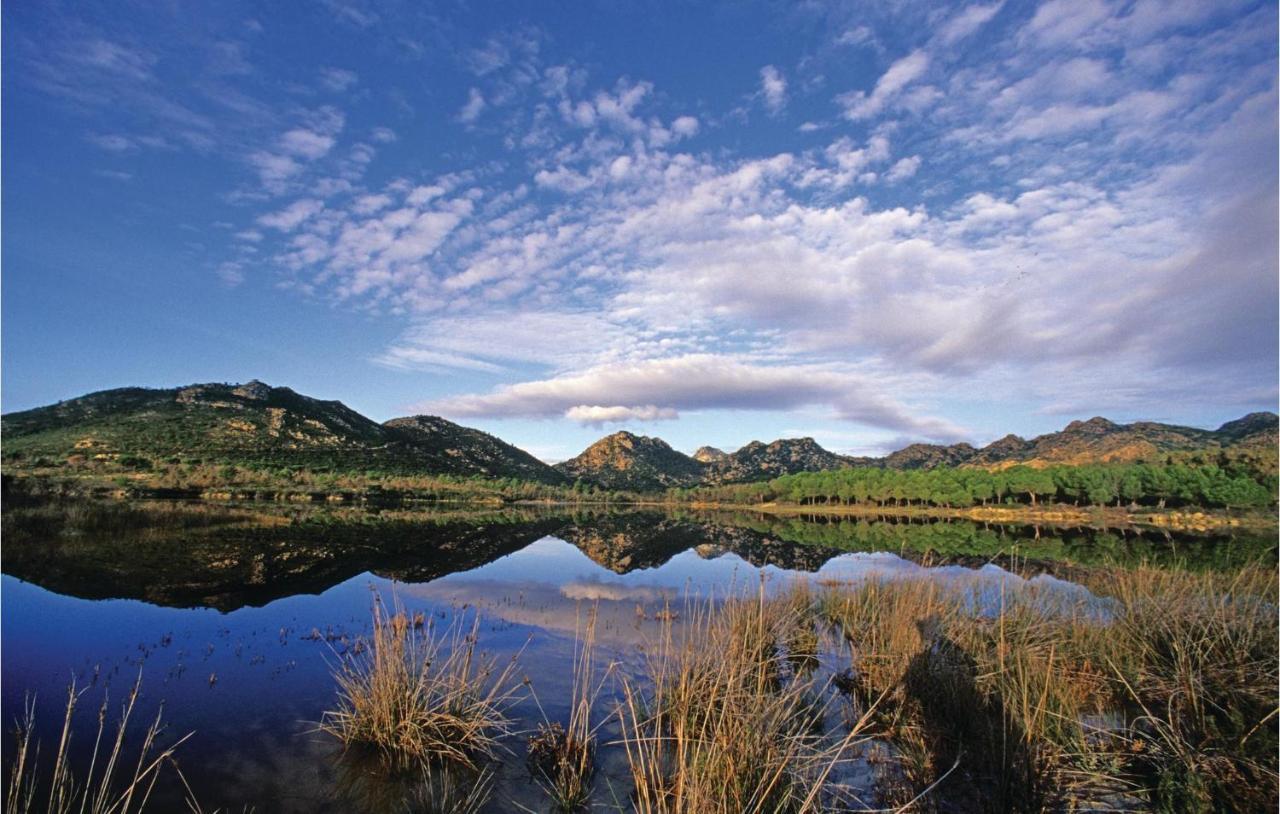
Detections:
[967, 435, 1033, 466]
[693, 446, 729, 464]
[883, 442, 978, 470]
[383, 416, 565, 483]
[554, 431, 705, 491]
[992, 416, 1214, 467]
[963, 414, 1277, 470]
[707, 437, 850, 483]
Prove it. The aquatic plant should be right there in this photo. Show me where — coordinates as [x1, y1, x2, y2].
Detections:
[527, 608, 605, 812]
[319, 599, 522, 771]
[617, 587, 876, 813]
[815, 563, 1279, 812]
[1090, 564, 1279, 813]
[4, 674, 196, 814]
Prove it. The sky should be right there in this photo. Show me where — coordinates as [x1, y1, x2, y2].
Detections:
[3, 0, 1277, 463]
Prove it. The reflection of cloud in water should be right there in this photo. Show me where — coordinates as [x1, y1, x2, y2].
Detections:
[810, 555, 1108, 617]
[399, 539, 1111, 647]
[559, 580, 672, 602]
[401, 577, 676, 654]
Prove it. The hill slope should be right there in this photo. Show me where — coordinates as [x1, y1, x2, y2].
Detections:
[383, 415, 565, 483]
[5, 380, 1273, 489]
[707, 438, 850, 483]
[958, 415, 1276, 470]
[2, 380, 566, 483]
[554, 432, 705, 490]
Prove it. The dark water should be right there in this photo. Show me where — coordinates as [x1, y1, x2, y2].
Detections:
[2, 502, 1271, 811]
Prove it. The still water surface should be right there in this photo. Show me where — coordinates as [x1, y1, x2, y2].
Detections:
[2, 505, 1267, 811]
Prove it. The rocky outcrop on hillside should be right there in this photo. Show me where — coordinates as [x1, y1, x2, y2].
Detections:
[706, 437, 850, 483]
[382, 415, 566, 483]
[554, 431, 706, 490]
[693, 446, 728, 464]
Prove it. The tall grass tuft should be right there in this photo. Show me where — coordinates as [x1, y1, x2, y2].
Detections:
[319, 598, 522, 772]
[819, 577, 1127, 810]
[5, 674, 195, 814]
[527, 607, 606, 812]
[816, 564, 1279, 812]
[1090, 564, 1279, 813]
[617, 586, 875, 813]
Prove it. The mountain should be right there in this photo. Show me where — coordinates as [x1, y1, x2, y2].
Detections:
[561, 412, 1277, 487]
[1215, 412, 1279, 443]
[706, 437, 850, 483]
[5, 379, 1273, 489]
[554, 431, 705, 491]
[896, 414, 1279, 471]
[970, 416, 1219, 468]
[693, 446, 728, 464]
[558, 435, 854, 489]
[380, 415, 565, 483]
[883, 442, 978, 470]
[2, 380, 566, 484]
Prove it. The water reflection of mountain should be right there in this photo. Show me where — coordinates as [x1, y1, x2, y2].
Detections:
[559, 512, 842, 573]
[2, 504, 1271, 612]
[2, 512, 566, 611]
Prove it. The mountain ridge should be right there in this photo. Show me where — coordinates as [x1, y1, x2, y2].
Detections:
[3, 380, 1274, 490]
[2, 380, 567, 485]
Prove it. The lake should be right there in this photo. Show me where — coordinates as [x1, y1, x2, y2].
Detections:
[2, 501, 1272, 811]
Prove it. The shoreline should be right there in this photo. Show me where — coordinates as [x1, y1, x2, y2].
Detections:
[682, 499, 1276, 533]
[5, 471, 1274, 534]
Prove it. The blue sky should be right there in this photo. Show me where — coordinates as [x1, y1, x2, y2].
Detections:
[3, 0, 1277, 462]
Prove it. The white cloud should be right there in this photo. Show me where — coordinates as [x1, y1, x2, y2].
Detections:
[458, 88, 486, 123]
[839, 50, 930, 120]
[1023, 0, 1112, 47]
[258, 198, 323, 231]
[671, 115, 700, 138]
[80, 39, 155, 81]
[248, 150, 302, 189]
[377, 311, 636, 373]
[217, 261, 246, 287]
[886, 155, 922, 182]
[87, 133, 135, 152]
[936, 2, 1004, 45]
[759, 65, 787, 114]
[423, 355, 967, 440]
[837, 26, 879, 49]
[319, 67, 358, 92]
[237, 5, 1276, 437]
[280, 128, 336, 160]
[564, 404, 680, 425]
[370, 126, 398, 143]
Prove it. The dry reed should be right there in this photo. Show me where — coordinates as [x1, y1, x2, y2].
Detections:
[319, 598, 523, 772]
[5, 674, 196, 814]
[616, 586, 876, 813]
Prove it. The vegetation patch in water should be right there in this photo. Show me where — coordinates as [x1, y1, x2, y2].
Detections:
[319, 597, 523, 772]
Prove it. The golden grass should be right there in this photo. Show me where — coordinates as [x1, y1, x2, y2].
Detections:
[1087, 564, 1279, 812]
[815, 563, 1279, 812]
[616, 586, 876, 814]
[5, 674, 197, 814]
[319, 597, 523, 772]
[526, 607, 607, 812]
